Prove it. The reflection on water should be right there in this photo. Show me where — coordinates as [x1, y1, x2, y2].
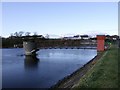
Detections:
[24, 55, 39, 69]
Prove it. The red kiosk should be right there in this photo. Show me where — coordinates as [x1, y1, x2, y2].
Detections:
[97, 35, 105, 51]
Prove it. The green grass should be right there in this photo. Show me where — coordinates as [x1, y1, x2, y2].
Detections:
[73, 44, 118, 88]
[118, 46, 120, 88]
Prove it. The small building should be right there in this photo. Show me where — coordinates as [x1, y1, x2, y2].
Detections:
[97, 35, 105, 51]
[80, 35, 89, 39]
[63, 36, 81, 40]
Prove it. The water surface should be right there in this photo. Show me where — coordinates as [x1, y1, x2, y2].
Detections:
[2, 48, 97, 88]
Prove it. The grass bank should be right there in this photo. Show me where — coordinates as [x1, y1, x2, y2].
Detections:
[73, 44, 118, 88]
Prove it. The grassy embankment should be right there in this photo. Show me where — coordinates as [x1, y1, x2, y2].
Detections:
[73, 44, 119, 88]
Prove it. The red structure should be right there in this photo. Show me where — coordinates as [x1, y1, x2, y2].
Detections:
[97, 35, 105, 51]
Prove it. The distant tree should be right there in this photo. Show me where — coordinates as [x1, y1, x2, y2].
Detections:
[18, 31, 24, 37]
[45, 34, 49, 39]
[33, 32, 38, 36]
[8, 33, 14, 39]
[11, 31, 24, 38]
[10, 33, 14, 37]
[25, 32, 31, 36]
[14, 32, 19, 37]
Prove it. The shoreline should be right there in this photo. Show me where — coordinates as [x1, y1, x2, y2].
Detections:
[50, 51, 104, 88]
[1, 46, 97, 49]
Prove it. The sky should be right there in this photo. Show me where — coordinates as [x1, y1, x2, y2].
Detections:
[2, 2, 118, 38]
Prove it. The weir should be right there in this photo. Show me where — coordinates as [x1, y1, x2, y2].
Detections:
[23, 35, 106, 56]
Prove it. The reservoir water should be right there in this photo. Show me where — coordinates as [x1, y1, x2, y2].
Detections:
[2, 48, 97, 88]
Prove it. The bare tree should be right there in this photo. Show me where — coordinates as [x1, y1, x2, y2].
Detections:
[33, 32, 38, 36]
[45, 34, 49, 39]
[18, 31, 24, 37]
[10, 33, 13, 37]
[25, 32, 31, 36]
[14, 32, 19, 37]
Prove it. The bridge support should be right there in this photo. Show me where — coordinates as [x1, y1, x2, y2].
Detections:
[23, 41, 39, 56]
